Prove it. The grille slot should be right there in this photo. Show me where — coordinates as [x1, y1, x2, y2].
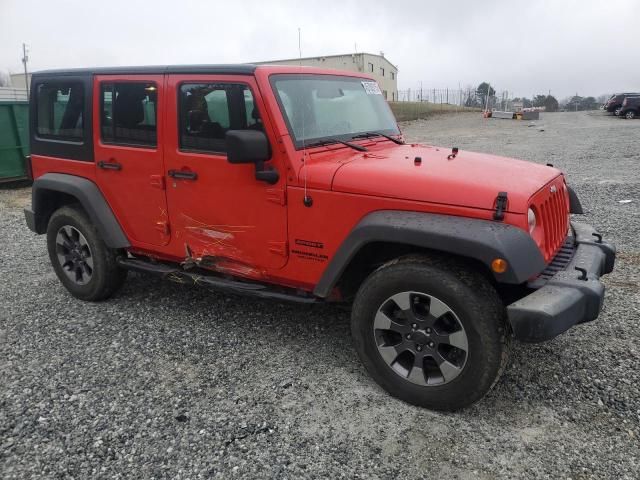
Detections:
[537, 184, 569, 262]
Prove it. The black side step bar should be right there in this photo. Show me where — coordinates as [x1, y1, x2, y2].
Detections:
[117, 257, 319, 304]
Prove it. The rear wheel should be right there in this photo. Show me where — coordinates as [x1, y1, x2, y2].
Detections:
[47, 205, 127, 301]
[625, 110, 636, 120]
[351, 256, 510, 411]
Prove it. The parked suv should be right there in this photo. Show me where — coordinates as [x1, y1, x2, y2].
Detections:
[619, 96, 640, 119]
[24, 65, 615, 411]
[604, 92, 640, 115]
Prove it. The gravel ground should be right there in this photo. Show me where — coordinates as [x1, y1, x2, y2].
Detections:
[1, 111, 639, 479]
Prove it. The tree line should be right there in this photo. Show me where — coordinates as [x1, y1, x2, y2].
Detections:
[466, 82, 603, 111]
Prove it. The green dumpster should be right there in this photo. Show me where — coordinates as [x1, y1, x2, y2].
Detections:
[0, 101, 30, 182]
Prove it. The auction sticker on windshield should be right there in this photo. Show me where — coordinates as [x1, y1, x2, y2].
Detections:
[362, 81, 382, 95]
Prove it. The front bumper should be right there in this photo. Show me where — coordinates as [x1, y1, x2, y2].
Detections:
[507, 222, 615, 342]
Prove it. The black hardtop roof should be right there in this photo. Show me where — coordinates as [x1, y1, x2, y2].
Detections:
[32, 64, 258, 77]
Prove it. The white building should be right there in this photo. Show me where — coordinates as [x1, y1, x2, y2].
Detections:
[10, 72, 31, 90]
[255, 52, 398, 101]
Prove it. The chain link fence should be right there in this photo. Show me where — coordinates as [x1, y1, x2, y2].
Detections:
[397, 87, 519, 111]
[398, 87, 471, 106]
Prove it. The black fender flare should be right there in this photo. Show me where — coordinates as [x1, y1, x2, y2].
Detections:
[313, 210, 545, 298]
[25, 173, 130, 248]
[567, 185, 583, 214]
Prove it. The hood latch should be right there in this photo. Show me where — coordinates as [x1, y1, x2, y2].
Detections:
[493, 192, 508, 221]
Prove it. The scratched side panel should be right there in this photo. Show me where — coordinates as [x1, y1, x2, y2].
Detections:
[161, 73, 289, 280]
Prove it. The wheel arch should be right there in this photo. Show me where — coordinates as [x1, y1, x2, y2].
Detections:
[313, 210, 545, 298]
[25, 173, 130, 249]
[333, 241, 493, 302]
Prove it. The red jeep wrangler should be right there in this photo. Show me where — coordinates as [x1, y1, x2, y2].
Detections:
[24, 65, 615, 410]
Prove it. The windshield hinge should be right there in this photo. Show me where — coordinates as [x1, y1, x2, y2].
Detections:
[493, 192, 508, 221]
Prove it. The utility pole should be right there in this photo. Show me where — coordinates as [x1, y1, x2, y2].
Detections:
[484, 83, 491, 112]
[21, 43, 29, 91]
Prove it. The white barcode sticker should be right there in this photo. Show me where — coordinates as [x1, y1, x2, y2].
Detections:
[362, 81, 382, 95]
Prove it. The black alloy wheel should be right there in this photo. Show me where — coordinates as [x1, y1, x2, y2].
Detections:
[47, 205, 127, 301]
[55, 225, 94, 285]
[373, 291, 468, 386]
[351, 256, 511, 411]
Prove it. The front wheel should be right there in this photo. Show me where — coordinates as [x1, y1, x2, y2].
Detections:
[351, 256, 510, 411]
[614, 107, 622, 116]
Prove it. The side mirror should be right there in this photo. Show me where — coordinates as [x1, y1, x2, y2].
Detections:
[225, 130, 279, 184]
[226, 130, 270, 164]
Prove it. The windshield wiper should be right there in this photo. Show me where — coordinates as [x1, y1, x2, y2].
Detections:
[306, 138, 368, 152]
[351, 132, 405, 145]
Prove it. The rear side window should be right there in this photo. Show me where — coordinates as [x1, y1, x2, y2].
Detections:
[179, 83, 262, 153]
[101, 82, 157, 147]
[36, 82, 84, 140]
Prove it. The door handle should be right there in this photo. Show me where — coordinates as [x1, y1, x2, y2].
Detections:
[98, 160, 122, 171]
[168, 169, 198, 180]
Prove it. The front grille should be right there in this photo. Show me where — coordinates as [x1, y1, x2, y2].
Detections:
[536, 180, 570, 262]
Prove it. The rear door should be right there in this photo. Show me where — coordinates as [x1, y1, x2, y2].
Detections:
[162, 74, 288, 276]
[93, 75, 169, 247]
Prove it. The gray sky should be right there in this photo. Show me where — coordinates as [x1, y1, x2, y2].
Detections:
[1, 0, 639, 99]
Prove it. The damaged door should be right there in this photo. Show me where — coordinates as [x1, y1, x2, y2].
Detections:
[163, 74, 288, 279]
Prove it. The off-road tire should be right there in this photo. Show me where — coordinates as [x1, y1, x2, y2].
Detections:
[47, 205, 127, 301]
[351, 255, 510, 411]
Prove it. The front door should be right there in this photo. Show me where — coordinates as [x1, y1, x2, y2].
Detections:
[93, 75, 169, 247]
[163, 74, 288, 279]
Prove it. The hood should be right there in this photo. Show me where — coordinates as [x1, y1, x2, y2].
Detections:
[328, 144, 561, 213]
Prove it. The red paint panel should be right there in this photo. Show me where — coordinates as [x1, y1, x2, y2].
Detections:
[93, 74, 170, 248]
[269, 187, 526, 291]
[161, 74, 288, 277]
[31, 154, 96, 181]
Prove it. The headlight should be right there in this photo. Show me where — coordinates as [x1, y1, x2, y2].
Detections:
[528, 208, 537, 233]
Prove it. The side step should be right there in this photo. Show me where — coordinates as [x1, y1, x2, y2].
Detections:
[117, 257, 319, 304]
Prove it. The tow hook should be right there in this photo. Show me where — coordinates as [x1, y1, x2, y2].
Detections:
[575, 266, 588, 281]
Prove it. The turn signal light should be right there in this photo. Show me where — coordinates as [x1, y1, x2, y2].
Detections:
[491, 258, 508, 273]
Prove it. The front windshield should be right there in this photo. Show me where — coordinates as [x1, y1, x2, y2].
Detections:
[271, 74, 399, 148]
